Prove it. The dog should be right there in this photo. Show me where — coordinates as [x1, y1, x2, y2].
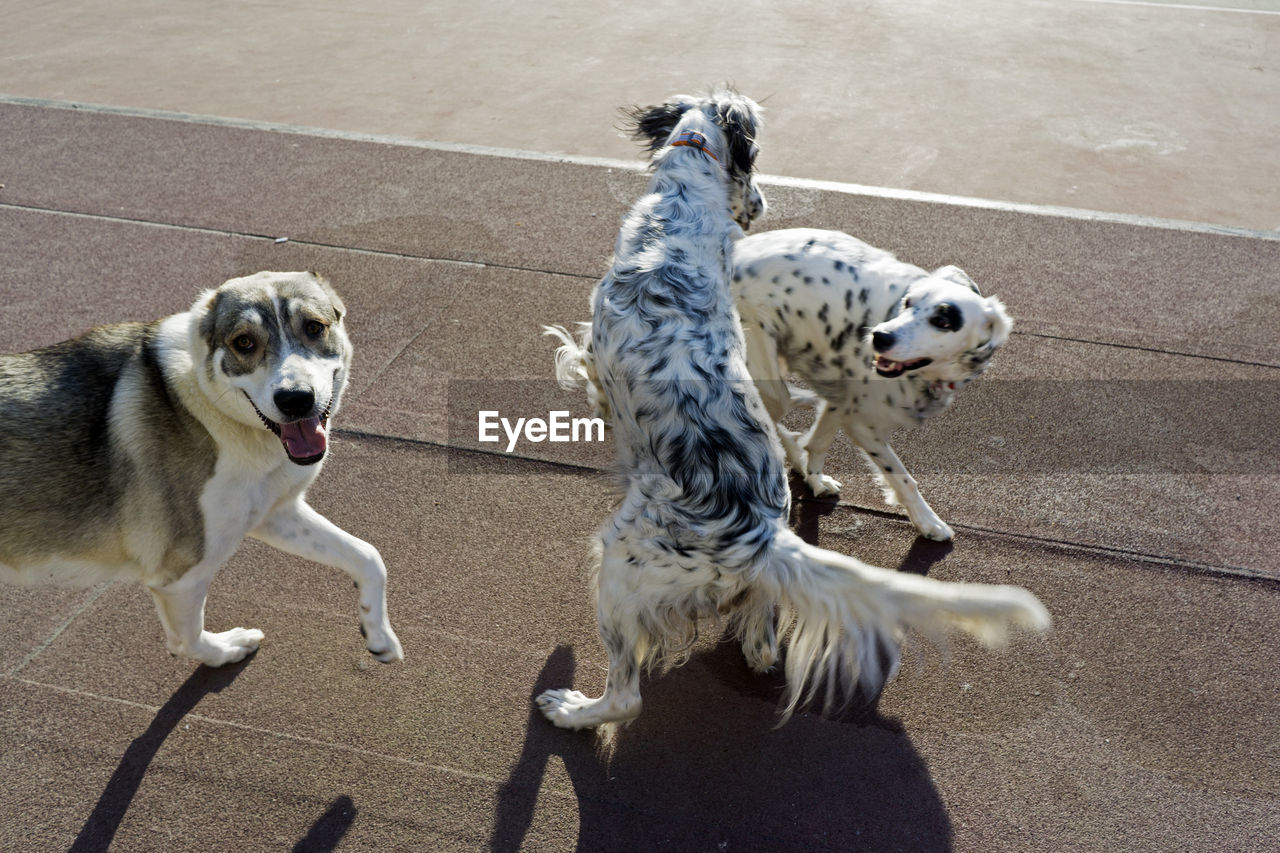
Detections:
[734, 228, 1013, 541]
[537, 88, 1048, 730]
[0, 271, 403, 668]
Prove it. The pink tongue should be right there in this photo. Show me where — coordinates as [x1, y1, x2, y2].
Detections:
[278, 417, 327, 460]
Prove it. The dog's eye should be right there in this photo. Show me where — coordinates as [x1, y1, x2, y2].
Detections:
[929, 304, 962, 331]
[304, 320, 326, 338]
[903, 298, 913, 309]
[232, 334, 256, 354]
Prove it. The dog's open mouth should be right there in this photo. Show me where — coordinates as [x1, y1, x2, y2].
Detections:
[874, 356, 933, 378]
[244, 392, 332, 466]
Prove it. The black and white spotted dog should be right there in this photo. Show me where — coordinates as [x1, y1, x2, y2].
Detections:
[735, 228, 1013, 541]
[539, 89, 1048, 729]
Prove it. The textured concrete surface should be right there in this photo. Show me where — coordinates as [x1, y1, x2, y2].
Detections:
[4, 0, 1279, 231]
[2, 3, 1279, 851]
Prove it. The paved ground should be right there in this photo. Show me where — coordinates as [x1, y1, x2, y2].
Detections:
[2, 2, 1279, 851]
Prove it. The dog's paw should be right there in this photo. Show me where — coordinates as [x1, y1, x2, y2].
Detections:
[805, 473, 842, 496]
[535, 688, 640, 730]
[743, 643, 778, 675]
[192, 627, 264, 667]
[536, 689, 595, 730]
[742, 629, 779, 674]
[369, 632, 404, 663]
[914, 516, 954, 542]
[360, 621, 404, 663]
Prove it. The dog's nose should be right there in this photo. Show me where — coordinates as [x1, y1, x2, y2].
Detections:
[871, 330, 895, 352]
[274, 388, 316, 419]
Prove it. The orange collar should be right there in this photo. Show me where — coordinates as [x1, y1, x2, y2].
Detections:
[670, 130, 718, 162]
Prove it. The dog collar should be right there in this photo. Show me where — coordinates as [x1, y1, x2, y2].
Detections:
[670, 130, 719, 162]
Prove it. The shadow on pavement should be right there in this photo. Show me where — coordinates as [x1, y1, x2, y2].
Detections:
[790, 480, 956, 578]
[788, 484, 840, 545]
[67, 660, 252, 853]
[292, 795, 357, 853]
[492, 645, 954, 852]
[897, 536, 954, 577]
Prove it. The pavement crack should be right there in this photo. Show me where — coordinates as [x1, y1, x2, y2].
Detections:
[331, 427, 1273, 585]
[1014, 330, 1280, 370]
[5, 583, 111, 677]
[4, 675, 577, 798]
[1, 202, 598, 283]
[6, 202, 1268, 371]
[795, 493, 1279, 585]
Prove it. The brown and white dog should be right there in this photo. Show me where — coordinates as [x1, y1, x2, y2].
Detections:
[0, 271, 403, 667]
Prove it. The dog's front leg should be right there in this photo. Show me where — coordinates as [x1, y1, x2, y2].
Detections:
[251, 498, 404, 662]
[149, 573, 264, 667]
[845, 423, 953, 541]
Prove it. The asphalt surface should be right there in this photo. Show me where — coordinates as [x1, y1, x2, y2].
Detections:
[3, 2, 1279, 851]
[5, 0, 1278, 231]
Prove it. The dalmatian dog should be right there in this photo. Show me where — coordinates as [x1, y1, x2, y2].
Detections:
[734, 228, 1013, 541]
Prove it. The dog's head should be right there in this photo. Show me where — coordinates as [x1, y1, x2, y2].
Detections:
[622, 86, 766, 230]
[869, 266, 1012, 383]
[193, 271, 351, 466]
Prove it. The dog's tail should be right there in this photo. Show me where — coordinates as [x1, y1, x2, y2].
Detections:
[543, 322, 611, 422]
[764, 530, 1050, 722]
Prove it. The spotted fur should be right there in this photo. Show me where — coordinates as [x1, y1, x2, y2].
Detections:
[539, 92, 1047, 729]
[735, 228, 1013, 541]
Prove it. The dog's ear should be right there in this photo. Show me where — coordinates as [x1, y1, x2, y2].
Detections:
[713, 89, 762, 179]
[193, 288, 222, 350]
[621, 96, 698, 153]
[308, 271, 345, 323]
[982, 295, 1013, 347]
[194, 288, 219, 313]
[936, 265, 982, 296]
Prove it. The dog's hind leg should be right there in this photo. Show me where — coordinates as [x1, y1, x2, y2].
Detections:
[741, 319, 809, 475]
[732, 586, 779, 674]
[798, 403, 844, 496]
[845, 422, 953, 541]
[742, 319, 789, 423]
[149, 575, 264, 667]
[537, 542, 645, 730]
[250, 498, 404, 662]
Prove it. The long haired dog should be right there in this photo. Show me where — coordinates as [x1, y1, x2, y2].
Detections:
[735, 228, 1013, 541]
[538, 89, 1048, 729]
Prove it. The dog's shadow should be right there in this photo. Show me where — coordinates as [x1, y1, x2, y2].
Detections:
[65, 654, 359, 853]
[897, 534, 954, 576]
[491, 645, 955, 852]
[67, 661, 257, 853]
[292, 795, 357, 853]
[790, 480, 955, 578]
[788, 478, 840, 546]
[492, 492, 960, 850]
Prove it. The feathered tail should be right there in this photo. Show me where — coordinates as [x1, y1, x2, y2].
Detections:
[543, 322, 611, 422]
[764, 529, 1051, 722]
